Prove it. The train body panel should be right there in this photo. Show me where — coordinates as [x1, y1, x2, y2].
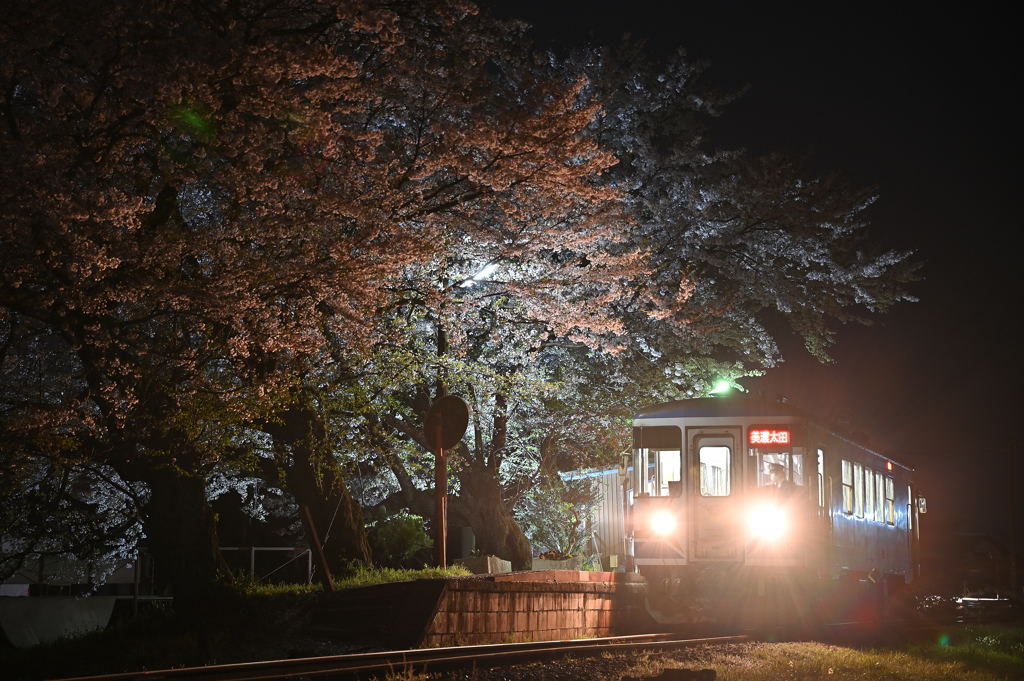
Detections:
[628, 396, 921, 626]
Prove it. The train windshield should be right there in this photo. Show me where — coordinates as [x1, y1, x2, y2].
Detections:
[755, 451, 804, 489]
[639, 449, 681, 496]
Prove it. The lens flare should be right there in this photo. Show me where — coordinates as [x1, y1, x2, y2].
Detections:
[651, 510, 676, 535]
[749, 505, 786, 541]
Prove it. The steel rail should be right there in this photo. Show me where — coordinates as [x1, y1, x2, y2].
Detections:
[58, 633, 748, 681]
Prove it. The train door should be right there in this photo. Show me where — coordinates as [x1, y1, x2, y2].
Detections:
[688, 429, 742, 561]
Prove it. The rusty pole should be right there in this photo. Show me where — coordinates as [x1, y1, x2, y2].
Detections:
[300, 505, 335, 592]
[436, 421, 447, 569]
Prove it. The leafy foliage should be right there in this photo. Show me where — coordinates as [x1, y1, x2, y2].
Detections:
[365, 508, 433, 568]
[516, 474, 602, 557]
[1, 0, 919, 600]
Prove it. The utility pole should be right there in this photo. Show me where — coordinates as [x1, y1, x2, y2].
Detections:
[435, 420, 447, 569]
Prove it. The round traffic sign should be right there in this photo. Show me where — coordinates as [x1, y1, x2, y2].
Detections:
[424, 395, 471, 450]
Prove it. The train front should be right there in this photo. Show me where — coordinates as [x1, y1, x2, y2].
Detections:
[629, 399, 824, 627]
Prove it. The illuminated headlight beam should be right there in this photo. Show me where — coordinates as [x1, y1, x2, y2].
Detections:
[650, 510, 676, 535]
[749, 505, 786, 541]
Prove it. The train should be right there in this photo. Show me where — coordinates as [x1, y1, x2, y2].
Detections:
[628, 395, 925, 627]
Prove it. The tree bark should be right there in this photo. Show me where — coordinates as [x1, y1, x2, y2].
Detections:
[380, 394, 532, 569]
[264, 399, 372, 571]
[453, 462, 532, 569]
[141, 468, 231, 618]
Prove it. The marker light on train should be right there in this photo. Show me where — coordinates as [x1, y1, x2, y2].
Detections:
[650, 510, 677, 535]
[749, 505, 786, 541]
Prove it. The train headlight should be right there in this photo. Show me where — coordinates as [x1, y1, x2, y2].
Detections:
[749, 505, 786, 541]
[650, 510, 677, 535]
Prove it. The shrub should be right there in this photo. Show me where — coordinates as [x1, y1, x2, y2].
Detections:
[365, 508, 433, 568]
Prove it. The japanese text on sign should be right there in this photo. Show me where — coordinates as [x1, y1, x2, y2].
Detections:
[749, 429, 789, 445]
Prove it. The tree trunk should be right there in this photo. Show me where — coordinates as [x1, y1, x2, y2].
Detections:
[142, 469, 231, 617]
[453, 463, 532, 570]
[264, 400, 372, 571]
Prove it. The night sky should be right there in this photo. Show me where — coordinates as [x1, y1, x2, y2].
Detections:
[491, 2, 1021, 541]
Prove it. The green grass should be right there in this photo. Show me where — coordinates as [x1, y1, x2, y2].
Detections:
[611, 626, 1024, 681]
[232, 565, 472, 596]
[331, 565, 471, 590]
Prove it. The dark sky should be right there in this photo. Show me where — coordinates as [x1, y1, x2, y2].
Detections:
[490, 2, 1021, 540]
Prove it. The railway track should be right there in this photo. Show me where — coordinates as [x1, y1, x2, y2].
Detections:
[58, 633, 749, 681]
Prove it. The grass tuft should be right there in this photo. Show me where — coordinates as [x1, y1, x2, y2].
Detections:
[331, 565, 471, 590]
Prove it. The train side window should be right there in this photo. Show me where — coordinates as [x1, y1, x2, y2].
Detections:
[699, 446, 731, 496]
[853, 463, 863, 516]
[865, 469, 875, 521]
[817, 449, 825, 508]
[885, 477, 895, 525]
[842, 459, 853, 513]
[875, 471, 885, 524]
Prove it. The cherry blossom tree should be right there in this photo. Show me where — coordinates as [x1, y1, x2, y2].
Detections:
[340, 46, 919, 569]
[2, 0, 918, 599]
[1, 0, 626, 596]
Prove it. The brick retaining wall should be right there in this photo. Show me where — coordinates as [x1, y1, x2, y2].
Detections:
[420, 571, 647, 646]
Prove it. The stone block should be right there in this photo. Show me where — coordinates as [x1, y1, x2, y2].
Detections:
[446, 610, 460, 632]
[454, 556, 511, 574]
[531, 556, 584, 571]
[456, 612, 472, 634]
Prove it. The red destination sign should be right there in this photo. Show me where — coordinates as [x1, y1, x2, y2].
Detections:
[749, 428, 790, 445]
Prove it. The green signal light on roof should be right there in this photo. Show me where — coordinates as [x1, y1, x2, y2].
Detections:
[709, 380, 730, 394]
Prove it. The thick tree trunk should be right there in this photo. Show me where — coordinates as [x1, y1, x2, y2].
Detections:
[265, 401, 372, 571]
[453, 464, 532, 570]
[142, 469, 231, 617]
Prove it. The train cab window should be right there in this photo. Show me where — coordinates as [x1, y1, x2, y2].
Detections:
[842, 459, 853, 513]
[756, 453, 803, 488]
[854, 463, 865, 518]
[699, 446, 731, 496]
[885, 477, 895, 525]
[640, 449, 681, 497]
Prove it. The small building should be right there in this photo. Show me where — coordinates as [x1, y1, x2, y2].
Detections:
[561, 467, 634, 571]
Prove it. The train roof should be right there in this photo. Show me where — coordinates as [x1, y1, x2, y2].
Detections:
[634, 395, 913, 472]
[634, 396, 806, 420]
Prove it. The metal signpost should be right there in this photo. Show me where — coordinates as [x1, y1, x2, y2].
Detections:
[424, 396, 470, 569]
